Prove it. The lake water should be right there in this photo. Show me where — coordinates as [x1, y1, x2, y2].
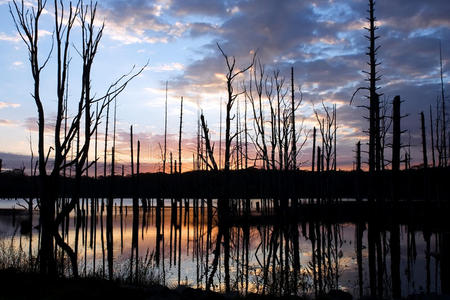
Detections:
[0, 198, 445, 298]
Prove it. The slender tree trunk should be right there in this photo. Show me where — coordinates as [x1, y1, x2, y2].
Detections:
[107, 146, 114, 280]
[367, 0, 380, 172]
[178, 97, 183, 173]
[421, 111, 428, 168]
[219, 98, 222, 169]
[356, 141, 361, 171]
[430, 105, 436, 167]
[163, 81, 168, 173]
[392, 96, 401, 172]
[291, 67, 297, 170]
[312, 127, 316, 172]
[439, 42, 447, 166]
[333, 104, 337, 171]
[104, 102, 110, 177]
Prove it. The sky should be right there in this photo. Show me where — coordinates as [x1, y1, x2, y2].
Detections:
[0, 0, 449, 173]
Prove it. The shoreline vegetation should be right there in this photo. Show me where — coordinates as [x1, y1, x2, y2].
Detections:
[0, 167, 449, 200]
[0, 268, 446, 300]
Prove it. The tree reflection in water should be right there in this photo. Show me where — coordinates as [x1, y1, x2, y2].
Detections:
[0, 197, 446, 298]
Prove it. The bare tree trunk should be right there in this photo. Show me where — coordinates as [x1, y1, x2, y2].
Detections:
[356, 141, 361, 171]
[333, 104, 337, 171]
[107, 145, 114, 280]
[392, 96, 401, 172]
[178, 96, 183, 173]
[312, 127, 316, 172]
[219, 98, 222, 169]
[163, 81, 168, 173]
[291, 67, 297, 169]
[440, 41, 447, 166]
[421, 111, 428, 168]
[104, 102, 110, 177]
[367, 0, 381, 172]
[200, 114, 218, 170]
[244, 94, 248, 169]
[430, 105, 436, 167]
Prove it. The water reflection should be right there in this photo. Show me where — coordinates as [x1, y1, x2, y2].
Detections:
[0, 198, 445, 297]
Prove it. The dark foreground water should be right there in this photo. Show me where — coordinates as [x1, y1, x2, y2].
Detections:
[0, 198, 446, 298]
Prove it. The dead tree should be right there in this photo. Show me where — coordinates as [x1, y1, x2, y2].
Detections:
[178, 96, 183, 173]
[351, 0, 382, 172]
[104, 101, 110, 177]
[200, 114, 218, 170]
[435, 97, 443, 166]
[265, 74, 277, 169]
[379, 97, 392, 169]
[421, 111, 428, 168]
[356, 141, 362, 171]
[314, 102, 336, 171]
[312, 127, 316, 172]
[217, 43, 255, 171]
[247, 59, 270, 169]
[274, 71, 288, 170]
[439, 41, 447, 166]
[430, 105, 436, 167]
[163, 81, 168, 173]
[392, 96, 401, 171]
[10, 0, 145, 276]
[291, 67, 297, 169]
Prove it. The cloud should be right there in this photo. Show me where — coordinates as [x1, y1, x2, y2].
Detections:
[0, 119, 19, 127]
[0, 32, 21, 43]
[170, 0, 227, 16]
[98, 0, 187, 45]
[147, 62, 185, 72]
[0, 102, 21, 109]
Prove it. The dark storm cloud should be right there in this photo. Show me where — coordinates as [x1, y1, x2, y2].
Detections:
[170, 0, 228, 16]
[188, 22, 221, 38]
[376, 0, 450, 32]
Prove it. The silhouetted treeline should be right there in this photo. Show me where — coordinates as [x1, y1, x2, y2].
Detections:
[1, 167, 449, 200]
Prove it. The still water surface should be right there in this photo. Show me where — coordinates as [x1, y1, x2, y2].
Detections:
[0, 198, 444, 297]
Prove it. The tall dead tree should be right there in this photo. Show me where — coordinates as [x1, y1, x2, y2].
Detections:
[312, 127, 316, 172]
[244, 94, 248, 169]
[274, 71, 288, 170]
[391, 98, 401, 299]
[379, 97, 392, 169]
[351, 0, 382, 172]
[430, 105, 436, 167]
[104, 101, 110, 177]
[439, 41, 447, 166]
[219, 98, 223, 169]
[430, 104, 436, 168]
[435, 97, 443, 166]
[356, 141, 361, 171]
[217, 43, 255, 171]
[291, 67, 297, 169]
[247, 59, 270, 169]
[163, 81, 168, 173]
[265, 75, 277, 169]
[392, 96, 401, 171]
[178, 96, 183, 173]
[314, 102, 336, 171]
[421, 112, 428, 168]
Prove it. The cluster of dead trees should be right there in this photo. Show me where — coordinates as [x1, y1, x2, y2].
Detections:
[197, 45, 311, 172]
[10, 0, 144, 276]
[352, 0, 447, 172]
